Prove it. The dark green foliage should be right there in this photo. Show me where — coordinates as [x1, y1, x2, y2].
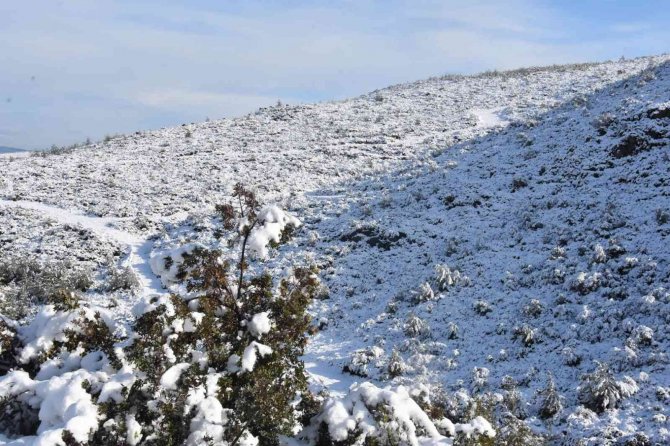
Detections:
[120, 184, 318, 444]
[0, 395, 38, 437]
[57, 312, 121, 369]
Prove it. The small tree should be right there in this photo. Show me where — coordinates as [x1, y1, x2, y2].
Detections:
[537, 374, 562, 419]
[387, 349, 406, 378]
[578, 362, 635, 413]
[122, 184, 318, 444]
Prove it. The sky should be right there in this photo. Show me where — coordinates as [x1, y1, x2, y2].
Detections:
[1, 0, 669, 150]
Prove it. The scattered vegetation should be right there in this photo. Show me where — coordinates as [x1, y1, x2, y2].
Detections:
[0, 257, 92, 317]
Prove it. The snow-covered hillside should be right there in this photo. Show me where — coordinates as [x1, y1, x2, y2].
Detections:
[1, 54, 669, 444]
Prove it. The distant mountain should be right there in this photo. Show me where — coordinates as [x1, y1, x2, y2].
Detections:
[0, 146, 26, 154]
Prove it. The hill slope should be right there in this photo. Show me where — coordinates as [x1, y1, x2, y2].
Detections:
[1, 55, 669, 444]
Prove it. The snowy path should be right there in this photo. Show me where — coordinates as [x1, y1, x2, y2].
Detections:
[0, 199, 164, 298]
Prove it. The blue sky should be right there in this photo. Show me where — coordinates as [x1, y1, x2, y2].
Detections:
[1, 0, 668, 149]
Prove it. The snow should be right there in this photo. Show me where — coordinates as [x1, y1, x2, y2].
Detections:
[0, 370, 100, 446]
[97, 365, 136, 404]
[125, 415, 142, 446]
[34, 371, 99, 444]
[159, 362, 191, 390]
[186, 397, 228, 446]
[312, 382, 495, 445]
[0, 199, 165, 300]
[0, 200, 139, 245]
[149, 243, 203, 287]
[240, 341, 273, 373]
[247, 311, 272, 339]
[454, 416, 495, 439]
[17, 305, 116, 365]
[471, 107, 509, 128]
[17, 306, 81, 364]
[248, 205, 301, 259]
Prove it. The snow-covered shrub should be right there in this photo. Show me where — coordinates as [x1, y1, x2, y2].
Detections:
[441, 390, 546, 446]
[537, 374, 562, 419]
[629, 325, 654, 347]
[592, 244, 607, 263]
[471, 367, 490, 393]
[387, 349, 407, 378]
[386, 299, 399, 314]
[571, 271, 603, 295]
[483, 414, 544, 446]
[656, 386, 670, 402]
[446, 321, 459, 340]
[621, 433, 653, 446]
[0, 305, 120, 441]
[149, 243, 205, 286]
[522, 299, 543, 318]
[105, 265, 140, 292]
[379, 193, 393, 208]
[562, 347, 582, 367]
[656, 208, 670, 225]
[0, 257, 92, 315]
[512, 325, 537, 347]
[502, 388, 527, 421]
[122, 185, 314, 444]
[578, 362, 638, 413]
[617, 256, 639, 275]
[600, 242, 623, 263]
[473, 300, 492, 316]
[502, 271, 520, 290]
[510, 177, 528, 192]
[404, 314, 431, 338]
[434, 264, 468, 291]
[0, 318, 15, 358]
[300, 382, 494, 445]
[546, 268, 565, 285]
[413, 281, 436, 303]
[444, 237, 460, 257]
[550, 246, 566, 260]
[343, 346, 384, 377]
